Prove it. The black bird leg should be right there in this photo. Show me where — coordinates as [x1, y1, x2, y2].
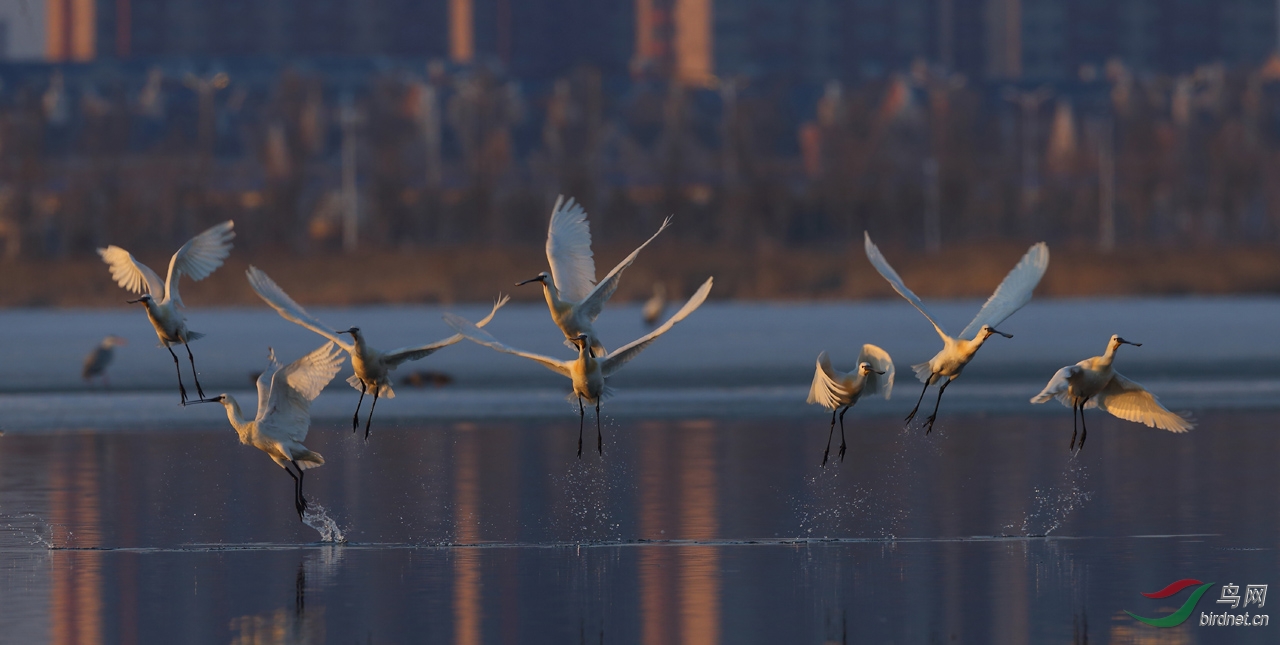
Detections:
[838, 406, 850, 462]
[364, 389, 379, 439]
[285, 464, 307, 520]
[577, 396, 585, 459]
[923, 378, 951, 434]
[595, 399, 603, 455]
[167, 345, 189, 404]
[184, 341, 206, 399]
[1069, 401, 1079, 451]
[352, 382, 366, 431]
[904, 376, 933, 427]
[1078, 403, 1088, 451]
[822, 408, 837, 467]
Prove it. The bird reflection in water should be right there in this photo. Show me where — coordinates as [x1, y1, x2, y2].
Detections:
[227, 547, 342, 645]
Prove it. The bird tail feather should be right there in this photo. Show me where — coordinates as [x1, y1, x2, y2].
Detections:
[295, 450, 325, 469]
[184, 331, 205, 342]
[912, 361, 932, 384]
[346, 374, 395, 399]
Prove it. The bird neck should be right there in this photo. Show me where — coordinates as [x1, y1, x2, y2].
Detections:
[1100, 341, 1121, 365]
[541, 279, 567, 310]
[222, 396, 250, 439]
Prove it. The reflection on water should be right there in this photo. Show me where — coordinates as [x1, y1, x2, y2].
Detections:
[0, 412, 1276, 643]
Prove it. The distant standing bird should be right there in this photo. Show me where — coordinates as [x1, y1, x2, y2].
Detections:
[864, 232, 1048, 433]
[82, 335, 128, 386]
[247, 266, 508, 438]
[98, 221, 235, 404]
[197, 342, 345, 521]
[518, 195, 671, 355]
[447, 277, 713, 458]
[1031, 335, 1193, 452]
[642, 283, 667, 327]
[807, 345, 894, 466]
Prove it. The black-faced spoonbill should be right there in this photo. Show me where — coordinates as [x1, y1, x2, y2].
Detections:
[194, 342, 345, 520]
[517, 195, 671, 356]
[807, 345, 895, 466]
[98, 220, 235, 404]
[1031, 335, 1193, 452]
[246, 266, 508, 438]
[82, 335, 128, 386]
[446, 276, 713, 458]
[864, 232, 1048, 434]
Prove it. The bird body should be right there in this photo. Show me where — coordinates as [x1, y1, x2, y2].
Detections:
[82, 335, 128, 383]
[641, 283, 666, 327]
[864, 231, 1048, 433]
[246, 265, 508, 436]
[203, 342, 344, 520]
[807, 345, 894, 465]
[447, 276, 714, 457]
[519, 195, 672, 355]
[1031, 335, 1192, 451]
[98, 220, 235, 403]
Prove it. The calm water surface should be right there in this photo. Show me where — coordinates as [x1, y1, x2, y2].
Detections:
[0, 411, 1276, 643]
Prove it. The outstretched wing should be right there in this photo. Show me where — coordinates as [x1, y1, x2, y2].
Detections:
[857, 343, 895, 399]
[1030, 365, 1080, 406]
[863, 232, 949, 340]
[807, 351, 852, 409]
[1094, 372, 1194, 433]
[546, 196, 597, 304]
[577, 215, 672, 321]
[254, 347, 284, 421]
[602, 276, 712, 377]
[958, 242, 1049, 341]
[246, 266, 352, 351]
[442, 313, 573, 377]
[264, 342, 346, 440]
[163, 220, 236, 307]
[383, 295, 510, 367]
[98, 246, 165, 297]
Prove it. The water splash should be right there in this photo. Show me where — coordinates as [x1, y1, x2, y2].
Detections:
[0, 513, 55, 548]
[1021, 457, 1091, 536]
[302, 504, 347, 543]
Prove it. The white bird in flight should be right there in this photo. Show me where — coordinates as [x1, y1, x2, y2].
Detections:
[807, 345, 894, 466]
[447, 276, 713, 458]
[246, 266, 508, 438]
[1031, 335, 1193, 452]
[196, 342, 345, 520]
[864, 232, 1048, 433]
[98, 220, 235, 404]
[517, 195, 671, 356]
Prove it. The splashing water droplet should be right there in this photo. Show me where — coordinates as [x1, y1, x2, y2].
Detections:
[302, 504, 347, 543]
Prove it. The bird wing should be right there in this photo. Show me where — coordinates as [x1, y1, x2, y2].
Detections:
[254, 348, 284, 421]
[576, 215, 672, 321]
[545, 195, 597, 304]
[1094, 372, 1194, 433]
[442, 313, 573, 377]
[246, 266, 352, 351]
[1030, 365, 1081, 406]
[98, 246, 165, 296]
[163, 220, 236, 307]
[602, 276, 711, 377]
[863, 232, 949, 340]
[958, 242, 1049, 341]
[858, 343, 895, 399]
[806, 350, 852, 409]
[263, 342, 346, 440]
[382, 295, 510, 367]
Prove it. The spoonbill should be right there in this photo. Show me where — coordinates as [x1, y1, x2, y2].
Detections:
[246, 266, 508, 438]
[446, 276, 713, 457]
[1031, 335, 1193, 451]
[98, 220, 235, 404]
[642, 282, 667, 327]
[864, 232, 1048, 433]
[195, 342, 345, 521]
[82, 335, 128, 386]
[807, 345, 894, 466]
[518, 195, 671, 355]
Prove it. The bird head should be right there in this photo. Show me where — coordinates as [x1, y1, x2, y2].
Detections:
[126, 294, 154, 305]
[981, 325, 1013, 339]
[190, 394, 229, 406]
[1110, 334, 1141, 349]
[335, 327, 362, 340]
[571, 333, 594, 357]
[858, 361, 885, 376]
[516, 272, 550, 287]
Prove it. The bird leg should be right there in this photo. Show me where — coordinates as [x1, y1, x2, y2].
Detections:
[284, 464, 306, 521]
[924, 378, 951, 435]
[596, 399, 603, 456]
[838, 406, 850, 462]
[167, 345, 189, 404]
[577, 397, 585, 459]
[1069, 401, 1079, 452]
[352, 382, 366, 431]
[1078, 403, 1088, 452]
[822, 408, 837, 467]
[904, 377, 932, 427]
[183, 341, 206, 399]
[364, 389, 379, 440]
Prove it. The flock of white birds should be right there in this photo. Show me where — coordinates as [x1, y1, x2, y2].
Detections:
[95, 197, 1193, 520]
